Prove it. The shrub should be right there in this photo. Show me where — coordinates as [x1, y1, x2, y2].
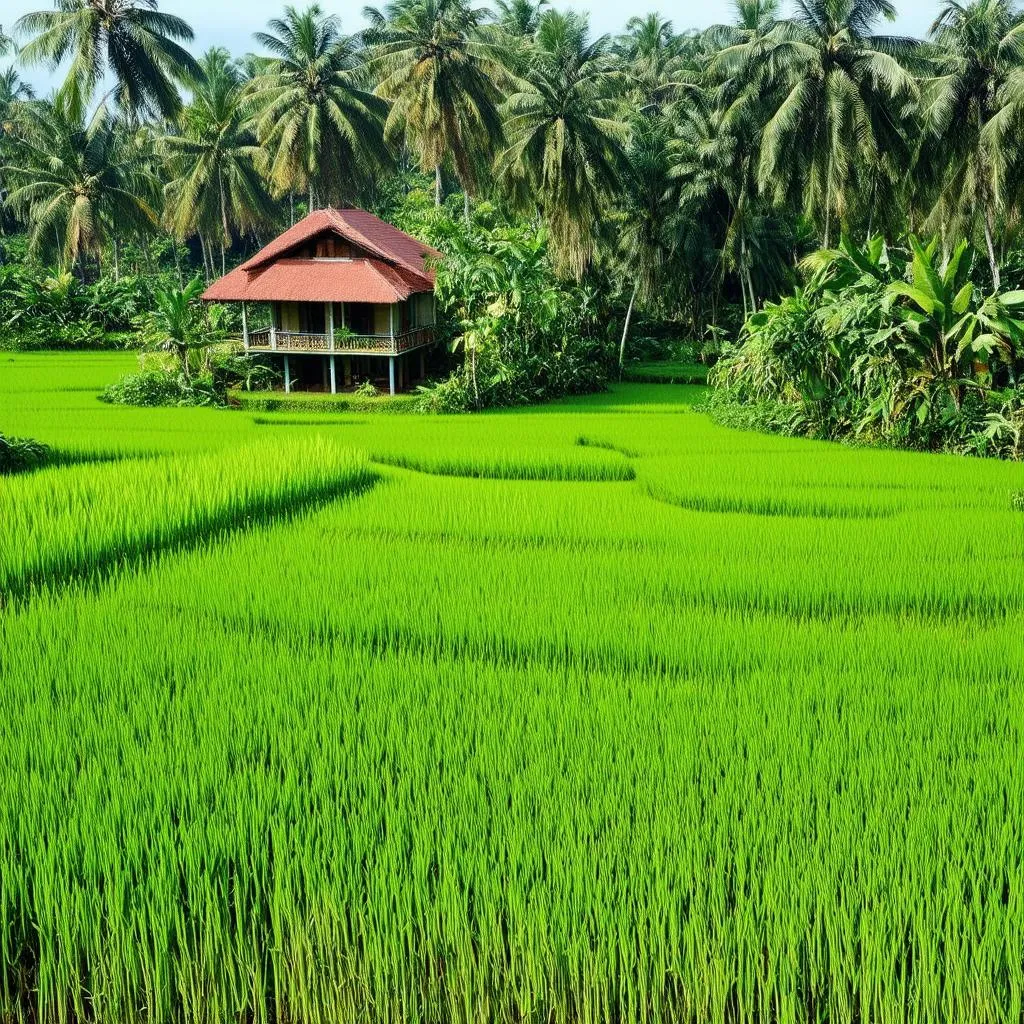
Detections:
[0, 433, 50, 474]
[395, 202, 614, 410]
[100, 369, 223, 408]
[711, 234, 1024, 458]
[414, 373, 472, 413]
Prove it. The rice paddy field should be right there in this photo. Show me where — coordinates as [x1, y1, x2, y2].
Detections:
[2, 351, 1024, 1024]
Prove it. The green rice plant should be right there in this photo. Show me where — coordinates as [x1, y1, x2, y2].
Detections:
[0, 440, 371, 599]
[372, 446, 636, 481]
[1, 352, 1023, 1024]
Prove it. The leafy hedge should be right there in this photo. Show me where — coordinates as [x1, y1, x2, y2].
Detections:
[232, 391, 418, 414]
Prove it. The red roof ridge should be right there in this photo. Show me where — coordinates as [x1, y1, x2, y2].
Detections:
[236, 207, 438, 280]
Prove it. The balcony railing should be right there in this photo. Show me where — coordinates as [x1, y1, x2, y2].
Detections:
[245, 326, 434, 355]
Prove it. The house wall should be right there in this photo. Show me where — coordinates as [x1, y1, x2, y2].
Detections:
[414, 293, 435, 326]
[373, 304, 391, 336]
[279, 302, 301, 332]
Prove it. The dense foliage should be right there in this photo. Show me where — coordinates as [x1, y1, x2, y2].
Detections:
[400, 199, 616, 408]
[710, 234, 1024, 456]
[2, 0, 1024, 424]
[0, 238, 175, 348]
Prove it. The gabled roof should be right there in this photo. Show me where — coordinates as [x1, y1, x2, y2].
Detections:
[201, 207, 439, 304]
[202, 258, 432, 304]
[236, 208, 438, 279]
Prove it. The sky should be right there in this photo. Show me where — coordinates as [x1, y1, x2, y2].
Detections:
[6, 0, 942, 95]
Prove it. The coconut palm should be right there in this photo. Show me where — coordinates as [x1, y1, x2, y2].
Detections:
[497, 10, 627, 278]
[2, 99, 157, 272]
[0, 67, 35, 131]
[14, 0, 200, 120]
[921, 0, 1024, 288]
[615, 113, 675, 368]
[732, 0, 919, 247]
[363, 0, 506, 208]
[244, 5, 390, 209]
[0, 68, 35, 232]
[492, 0, 548, 37]
[162, 49, 277, 278]
[614, 13, 697, 112]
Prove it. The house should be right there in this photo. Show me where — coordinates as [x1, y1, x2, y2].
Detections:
[202, 208, 439, 395]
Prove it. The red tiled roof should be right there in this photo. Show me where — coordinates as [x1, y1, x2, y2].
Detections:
[233, 207, 439, 279]
[201, 258, 434, 304]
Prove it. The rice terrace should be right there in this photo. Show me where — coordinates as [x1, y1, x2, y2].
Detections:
[4, 0, 1024, 1017]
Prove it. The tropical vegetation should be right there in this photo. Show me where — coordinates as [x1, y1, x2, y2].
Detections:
[0, 0, 1023, 425]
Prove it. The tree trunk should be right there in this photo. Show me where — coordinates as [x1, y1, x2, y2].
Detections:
[198, 231, 211, 285]
[172, 236, 184, 289]
[739, 226, 750, 319]
[984, 212, 1000, 292]
[112, 237, 120, 282]
[435, 165, 442, 207]
[618, 282, 637, 379]
[745, 266, 756, 314]
[289, 192, 295, 225]
[309, 182, 315, 213]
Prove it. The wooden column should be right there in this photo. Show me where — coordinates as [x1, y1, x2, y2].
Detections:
[343, 357, 352, 386]
[284, 355, 291, 393]
[327, 301, 336, 394]
[241, 301, 250, 349]
[389, 304, 397, 395]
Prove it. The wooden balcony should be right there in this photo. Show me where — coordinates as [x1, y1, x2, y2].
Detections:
[245, 326, 434, 355]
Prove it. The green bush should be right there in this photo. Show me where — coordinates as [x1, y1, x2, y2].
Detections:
[396, 203, 614, 410]
[100, 369, 224, 408]
[712, 234, 1024, 458]
[414, 373, 472, 413]
[0, 432, 50, 474]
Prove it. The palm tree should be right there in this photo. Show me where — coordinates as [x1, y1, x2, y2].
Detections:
[0, 67, 34, 129]
[0, 67, 35, 233]
[614, 13, 696, 112]
[363, 0, 506, 209]
[921, 0, 1024, 288]
[614, 113, 676, 369]
[244, 5, 390, 210]
[141, 277, 219, 382]
[163, 49, 277, 278]
[497, 10, 627, 278]
[492, 0, 548, 37]
[2, 99, 157, 273]
[730, 0, 919, 247]
[14, 0, 200, 120]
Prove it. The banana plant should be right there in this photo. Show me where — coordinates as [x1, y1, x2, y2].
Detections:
[885, 236, 1024, 423]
